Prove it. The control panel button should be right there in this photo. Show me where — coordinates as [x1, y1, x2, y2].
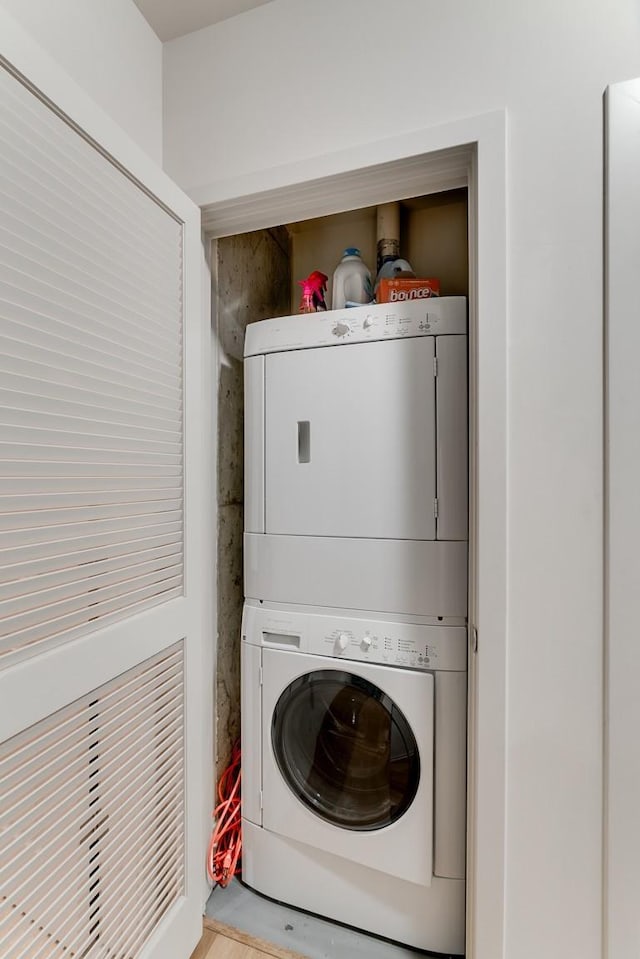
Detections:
[361, 636, 372, 651]
[335, 633, 350, 652]
[332, 321, 350, 338]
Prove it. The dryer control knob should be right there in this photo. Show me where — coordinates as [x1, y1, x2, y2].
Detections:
[361, 636, 372, 651]
[336, 633, 350, 652]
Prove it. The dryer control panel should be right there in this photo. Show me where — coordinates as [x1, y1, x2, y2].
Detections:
[244, 297, 466, 356]
[242, 601, 467, 672]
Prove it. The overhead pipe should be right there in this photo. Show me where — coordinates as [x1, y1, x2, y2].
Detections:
[376, 201, 400, 275]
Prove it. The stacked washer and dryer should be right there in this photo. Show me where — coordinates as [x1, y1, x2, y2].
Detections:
[241, 296, 468, 956]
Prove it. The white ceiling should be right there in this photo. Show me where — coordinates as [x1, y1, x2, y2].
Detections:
[133, 0, 276, 41]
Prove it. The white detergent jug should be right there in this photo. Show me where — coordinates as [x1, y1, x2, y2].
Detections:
[331, 248, 372, 310]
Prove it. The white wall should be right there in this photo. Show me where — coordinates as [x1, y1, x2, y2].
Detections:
[162, 3, 640, 957]
[0, 0, 162, 164]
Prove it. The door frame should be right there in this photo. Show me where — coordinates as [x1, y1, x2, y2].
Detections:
[203, 110, 507, 959]
[0, 11, 214, 959]
[604, 77, 640, 959]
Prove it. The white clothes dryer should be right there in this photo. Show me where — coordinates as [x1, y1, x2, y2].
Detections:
[241, 600, 467, 956]
[243, 298, 468, 619]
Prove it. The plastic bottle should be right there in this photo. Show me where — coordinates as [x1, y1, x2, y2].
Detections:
[331, 248, 372, 310]
[375, 257, 415, 283]
[297, 270, 328, 313]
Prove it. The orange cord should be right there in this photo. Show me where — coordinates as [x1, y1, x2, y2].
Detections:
[207, 740, 242, 888]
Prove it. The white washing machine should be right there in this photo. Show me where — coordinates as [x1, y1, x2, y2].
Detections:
[241, 600, 467, 956]
[244, 298, 468, 618]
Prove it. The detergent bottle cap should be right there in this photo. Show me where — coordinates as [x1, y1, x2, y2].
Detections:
[343, 247, 361, 258]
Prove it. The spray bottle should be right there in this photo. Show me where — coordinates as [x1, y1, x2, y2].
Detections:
[298, 270, 328, 313]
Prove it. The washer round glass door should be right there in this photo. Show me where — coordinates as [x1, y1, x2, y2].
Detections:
[271, 669, 420, 830]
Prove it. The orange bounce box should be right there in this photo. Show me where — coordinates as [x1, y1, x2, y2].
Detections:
[377, 277, 440, 303]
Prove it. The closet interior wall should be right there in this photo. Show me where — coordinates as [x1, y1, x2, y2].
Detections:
[214, 227, 290, 772]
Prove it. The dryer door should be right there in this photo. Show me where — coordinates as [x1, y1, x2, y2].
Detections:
[262, 649, 434, 885]
[264, 337, 436, 539]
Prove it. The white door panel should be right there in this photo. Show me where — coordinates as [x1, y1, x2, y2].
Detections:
[0, 21, 209, 959]
[265, 338, 436, 540]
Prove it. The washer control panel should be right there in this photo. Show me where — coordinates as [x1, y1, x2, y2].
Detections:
[243, 602, 467, 672]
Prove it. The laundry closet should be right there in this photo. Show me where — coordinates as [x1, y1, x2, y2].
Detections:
[213, 188, 469, 955]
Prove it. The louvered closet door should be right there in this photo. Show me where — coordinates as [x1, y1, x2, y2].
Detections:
[0, 26, 208, 959]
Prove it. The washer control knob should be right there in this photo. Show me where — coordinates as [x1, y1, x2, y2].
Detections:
[363, 316, 373, 330]
[336, 633, 350, 652]
[361, 636, 372, 651]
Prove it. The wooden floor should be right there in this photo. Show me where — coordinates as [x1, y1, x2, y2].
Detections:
[190, 918, 309, 959]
